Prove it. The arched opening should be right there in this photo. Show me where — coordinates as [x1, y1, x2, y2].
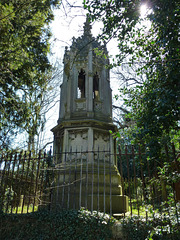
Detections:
[78, 69, 86, 98]
[93, 73, 99, 99]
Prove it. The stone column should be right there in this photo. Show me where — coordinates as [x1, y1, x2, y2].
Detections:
[62, 129, 69, 158]
[110, 134, 115, 165]
[87, 44, 93, 117]
[72, 67, 78, 112]
[88, 127, 94, 162]
[66, 75, 71, 119]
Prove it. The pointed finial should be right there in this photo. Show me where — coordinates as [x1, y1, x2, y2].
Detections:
[83, 16, 92, 36]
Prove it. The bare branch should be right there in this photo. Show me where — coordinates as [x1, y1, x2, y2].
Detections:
[112, 105, 129, 114]
[41, 141, 53, 150]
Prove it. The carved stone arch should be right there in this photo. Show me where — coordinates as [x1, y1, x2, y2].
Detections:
[93, 72, 100, 99]
[77, 69, 86, 98]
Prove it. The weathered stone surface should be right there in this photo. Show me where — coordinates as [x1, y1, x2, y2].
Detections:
[51, 19, 128, 214]
[50, 163, 128, 214]
[112, 222, 124, 240]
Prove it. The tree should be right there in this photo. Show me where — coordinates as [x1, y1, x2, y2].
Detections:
[0, 0, 60, 150]
[84, 0, 180, 155]
[25, 65, 63, 152]
[112, 63, 146, 128]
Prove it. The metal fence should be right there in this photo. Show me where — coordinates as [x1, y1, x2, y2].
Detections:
[0, 151, 50, 214]
[49, 148, 126, 215]
[0, 144, 179, 223]
[117, 144, 179, 223]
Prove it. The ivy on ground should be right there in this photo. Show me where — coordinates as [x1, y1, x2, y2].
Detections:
[0, 208, 115, 240]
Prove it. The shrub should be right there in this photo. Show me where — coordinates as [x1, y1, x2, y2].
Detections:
[120, 207, 180, 240]
[0, 208, 115, 240]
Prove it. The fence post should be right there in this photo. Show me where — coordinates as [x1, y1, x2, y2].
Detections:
[19, 152, 26, 214]
[46, 148, 53, 210]
[79, 146, 83, 209]
[10, 152, 17, 213]
[103, 146, 106, 214]
[132, 145, 139, 217]
[118, 145, 125, 218]
[39, 151, 46, 209]
[67, 147, 72, 209]
[97, 146, 100, 213]
[171, 143, 179, 224]
[109, 146, 112, 216]
[5, 152, 13, 213]
[91, 147, 94, 213]
[28, 151, 36, 213]
[85, 147, 88, 209]
[125, 145, 132, 216]
[32, 150, 41, 212]
[62, 149, 66, 209]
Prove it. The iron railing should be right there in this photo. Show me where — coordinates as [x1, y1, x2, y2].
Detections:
[0, 144, 179, 224]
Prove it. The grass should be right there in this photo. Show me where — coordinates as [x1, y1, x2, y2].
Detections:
[128, 199, 159, 218]
[3, 205, 38, 214]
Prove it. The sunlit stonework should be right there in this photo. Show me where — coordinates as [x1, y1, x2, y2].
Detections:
[51, 18, 128, 214]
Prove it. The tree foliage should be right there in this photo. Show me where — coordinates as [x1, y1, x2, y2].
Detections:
[0, 0, 60, 149]
[84, 0, 180, 154]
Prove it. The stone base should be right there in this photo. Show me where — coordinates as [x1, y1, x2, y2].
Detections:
[50, 193, 128, 214]
[85, 195, 129, 214]
[50, 163, 129, 214]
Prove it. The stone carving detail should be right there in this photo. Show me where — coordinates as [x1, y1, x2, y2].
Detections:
[68, 130, 88, 153]
[94, 131, 110, 162]
[94, 100, 102, 111]
[94, 132, 109, 141]
[94, 131, 110, 152]
[76, 99, 86, 111]
[82, 132, 87, 139]
[69, 133, 75, 140]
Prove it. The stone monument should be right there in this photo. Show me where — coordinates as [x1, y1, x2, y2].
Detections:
[51, 18, 128, 214]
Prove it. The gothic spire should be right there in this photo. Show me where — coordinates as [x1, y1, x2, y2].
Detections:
[83, 16, 92, 37]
